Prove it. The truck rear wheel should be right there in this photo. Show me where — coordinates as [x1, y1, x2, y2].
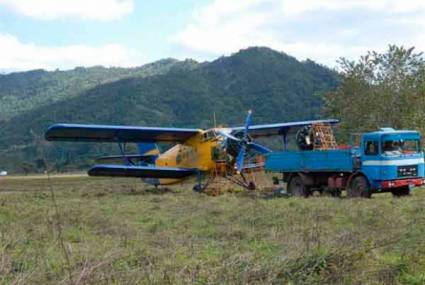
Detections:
[288, 175, 311, 197]
[391, 186, 410, 197]
[347, 176, 371, 198]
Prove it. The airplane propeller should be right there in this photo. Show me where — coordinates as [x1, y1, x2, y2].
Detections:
[218, 110, 271, 173]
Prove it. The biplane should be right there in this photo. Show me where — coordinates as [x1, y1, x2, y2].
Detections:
[45, 111, 338, 190]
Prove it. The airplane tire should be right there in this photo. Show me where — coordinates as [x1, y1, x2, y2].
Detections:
[391, 186, 410, 197]
[347, 176, 371, 198]
[193, 184, 203, 193]
[288, 175, 311, 197]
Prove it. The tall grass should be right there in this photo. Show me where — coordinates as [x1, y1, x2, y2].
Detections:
[0, 176, 425, 284]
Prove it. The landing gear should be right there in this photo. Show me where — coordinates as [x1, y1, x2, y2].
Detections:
[193, 171, 205, 193]
[288, 175, 311, 197]
[391, 186, 410, 197]
[192, 184, 204, 193]
[347, 176, 371, 198]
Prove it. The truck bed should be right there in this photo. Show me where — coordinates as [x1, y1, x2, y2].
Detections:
[265, 150, 354, 173]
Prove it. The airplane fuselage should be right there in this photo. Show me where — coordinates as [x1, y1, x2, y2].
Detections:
[152, 129, 226, 185]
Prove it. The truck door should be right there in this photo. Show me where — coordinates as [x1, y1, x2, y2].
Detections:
[361, 139, 381, 185]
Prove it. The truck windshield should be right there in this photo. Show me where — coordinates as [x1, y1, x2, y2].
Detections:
[381, 139, 419, 156]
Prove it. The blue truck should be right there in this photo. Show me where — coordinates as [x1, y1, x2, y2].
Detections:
[265, 128, 425, 197]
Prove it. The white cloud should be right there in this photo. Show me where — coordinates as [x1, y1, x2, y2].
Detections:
[172, 0, 425, 67]
[0, 34, 143, 72]
[281, 0, 425, 16]
[0, 0, 134, 21]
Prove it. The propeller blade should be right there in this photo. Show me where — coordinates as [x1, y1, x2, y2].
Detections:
[244, 110, 253, 138]
[236, 145, 246, 173]
[249, 142, 272, 154]
[217, 130, 241, 142]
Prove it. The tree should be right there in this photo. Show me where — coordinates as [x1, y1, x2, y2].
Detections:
[20, 162, 34, 176]
[322, 45, 425, 139]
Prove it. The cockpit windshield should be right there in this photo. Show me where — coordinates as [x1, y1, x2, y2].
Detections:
[381, 139, 420, 156]
[202, 129, 218, 141]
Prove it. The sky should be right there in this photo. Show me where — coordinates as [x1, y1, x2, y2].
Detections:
[0, 0, 424, 72]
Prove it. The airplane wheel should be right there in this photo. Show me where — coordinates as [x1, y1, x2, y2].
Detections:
[391, 186, 410, 197]
[347, 176, 371, 198]
[288, 175, 311, 197]
[193, 185, 203, 193]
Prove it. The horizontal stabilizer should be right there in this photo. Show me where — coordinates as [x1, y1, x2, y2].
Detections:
[45, 124, 200, 143]
[96, 154, 157, 164]
[88, 164, 197, 179]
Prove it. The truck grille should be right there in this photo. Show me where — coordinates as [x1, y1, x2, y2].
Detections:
[397, 165, 417, 177]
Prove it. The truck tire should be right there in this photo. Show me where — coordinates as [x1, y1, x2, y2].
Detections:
[391, 186, 410, 197]
[288, 175, 311, 197]
[347, 176, 371, 198]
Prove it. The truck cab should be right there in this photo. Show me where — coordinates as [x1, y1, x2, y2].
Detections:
[356, 128, 425, 195]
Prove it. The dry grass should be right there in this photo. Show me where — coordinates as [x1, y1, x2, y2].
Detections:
[1, 175, 425, 284]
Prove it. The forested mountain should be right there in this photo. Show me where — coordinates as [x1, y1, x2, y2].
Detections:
[0, 47, 339, 173]
[0, 58, 196, 121]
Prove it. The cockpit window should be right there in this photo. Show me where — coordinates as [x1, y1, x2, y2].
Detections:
[382, 139, 419, 156]
[202, 130, 217, 141]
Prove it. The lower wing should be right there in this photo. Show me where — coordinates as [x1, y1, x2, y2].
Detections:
[96, 154, 157, 165]
[88, 164, 197, 179]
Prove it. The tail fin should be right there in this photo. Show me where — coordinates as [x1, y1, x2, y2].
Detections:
[138, 143, 160, 156]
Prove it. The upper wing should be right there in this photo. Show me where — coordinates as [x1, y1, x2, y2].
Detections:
[231, 119, 339, 138]
[45, 124, 201, 143]
[88, 164, 197, 178]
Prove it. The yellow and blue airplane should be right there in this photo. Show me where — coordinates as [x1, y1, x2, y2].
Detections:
[45, 111, 337, 190]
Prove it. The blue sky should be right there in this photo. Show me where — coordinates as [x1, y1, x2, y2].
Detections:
[0, 1, 208, 59]
[0, 0, 424, 72]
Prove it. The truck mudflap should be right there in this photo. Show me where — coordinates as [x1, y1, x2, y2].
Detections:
[381, 178, 425, 189]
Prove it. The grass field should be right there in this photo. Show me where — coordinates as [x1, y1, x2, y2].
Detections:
[1, 175, 425, 284]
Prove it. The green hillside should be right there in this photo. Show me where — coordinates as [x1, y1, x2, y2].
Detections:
[0, 58, 187, 121]
[0, 47, 338, 173]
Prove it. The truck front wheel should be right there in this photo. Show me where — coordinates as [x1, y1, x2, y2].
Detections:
[391, 186, 410, 197]
[288, 175, 311, 197]
[348, 176, 371, 198]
